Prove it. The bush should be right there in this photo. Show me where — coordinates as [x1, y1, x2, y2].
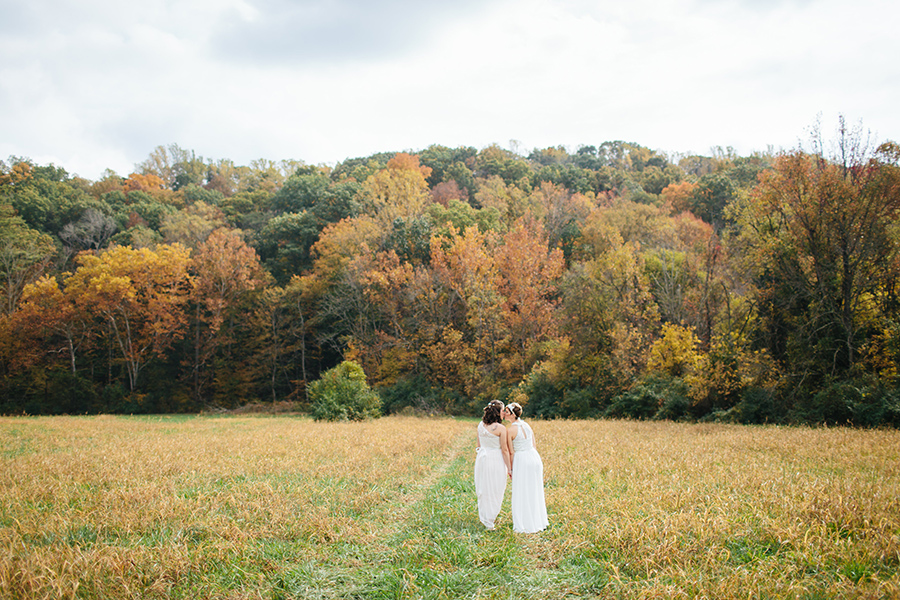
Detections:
[606, 382, 659, 420]
[558, 387, 602, 418]
[517, 363, 612, 419]
[847, 382, 900, 427]
[100, 383, 129, 413]
[791, 380, 858, 425]
[783, 378, 900, 427]
[377, 375, 470, 415]
[654, 385, 691, 421]
[308, 361, 382, 421]
[606, 375, 689, 421]
[518, 367, 563, 418]
[728, 386, 781, 424]
[880, 388, 900, 427]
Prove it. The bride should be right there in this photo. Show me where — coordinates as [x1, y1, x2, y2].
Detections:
[474, 400, 511, 530]
[504, 402, 549, 533]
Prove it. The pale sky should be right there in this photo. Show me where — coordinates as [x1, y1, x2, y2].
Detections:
[1, 0, 897, 180]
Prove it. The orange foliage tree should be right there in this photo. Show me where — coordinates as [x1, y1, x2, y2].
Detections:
[10, 275, 88, 374]
[190, 228, 268, 404]
[734, 133, 900, 374]
[495, 218, 565, 378]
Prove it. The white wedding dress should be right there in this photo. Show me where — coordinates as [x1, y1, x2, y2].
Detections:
[474, 422, 507, 529]
[510, 420, 548, 533]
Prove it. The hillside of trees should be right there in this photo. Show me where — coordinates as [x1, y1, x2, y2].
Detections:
[3, 122, 900, 425]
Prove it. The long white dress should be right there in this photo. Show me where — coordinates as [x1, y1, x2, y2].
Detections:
[510, 420, 549, 533]
[474, 422, 507, 529]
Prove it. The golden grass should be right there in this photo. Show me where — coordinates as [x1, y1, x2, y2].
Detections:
[0, 415, 898, 599]
[533, 420, 900, 598]
[0, 415, 472, 599]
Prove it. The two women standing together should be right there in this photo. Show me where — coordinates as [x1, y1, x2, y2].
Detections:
[474, 400, 548, 533]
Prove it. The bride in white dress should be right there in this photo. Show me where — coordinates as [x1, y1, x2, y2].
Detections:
[505, 402, 548, 533]
[474, 400, 511, 530]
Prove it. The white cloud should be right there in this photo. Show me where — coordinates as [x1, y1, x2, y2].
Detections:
[1, 0, 898, 179]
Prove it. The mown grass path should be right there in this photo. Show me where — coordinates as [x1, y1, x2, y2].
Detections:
[1, 415, 899, 599]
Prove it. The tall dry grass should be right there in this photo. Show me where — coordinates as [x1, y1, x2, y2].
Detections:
[0, 415, 472, 599]
[535, 420, 900, 598]
[1, 415, 898, 598]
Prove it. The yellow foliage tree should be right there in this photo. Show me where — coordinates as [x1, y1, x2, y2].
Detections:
[360, 153, 432, 228]
[647, 323, 701, 378]
[309, 216, 382, 284]
[65, 244, 192, 391]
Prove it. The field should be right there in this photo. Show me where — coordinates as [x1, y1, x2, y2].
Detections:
[0, 415, 898, 599]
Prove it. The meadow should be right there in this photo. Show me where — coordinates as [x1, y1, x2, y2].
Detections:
[0, 415, 898, 599]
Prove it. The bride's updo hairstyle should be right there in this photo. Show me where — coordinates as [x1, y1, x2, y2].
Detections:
[507, 403, 523, 419]
[482, 401, 503, 425]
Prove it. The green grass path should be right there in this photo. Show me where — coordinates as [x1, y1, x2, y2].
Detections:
[255, 428, 573, 600]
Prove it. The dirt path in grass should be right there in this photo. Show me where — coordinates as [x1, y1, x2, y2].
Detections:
[383, 424, 472, 533]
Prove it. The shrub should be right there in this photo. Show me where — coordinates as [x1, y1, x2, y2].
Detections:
[555, 387, 601, 419]
[377, 375, 470, 415]
[654, 381, 691, 421]
[517, 364, 562, 418]
[791, 380, 858, 425]
[607, 375, 690, 421]
[847, 382, 900, 427]
[309, 361, 382, 421]
[784, 378, 900, 427]
[729, 386, 781, 424]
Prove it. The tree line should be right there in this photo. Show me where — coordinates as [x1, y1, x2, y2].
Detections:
[2, 120, 900, 425]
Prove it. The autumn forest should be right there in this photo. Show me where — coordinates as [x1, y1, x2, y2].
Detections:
[3, 121, 900, 425]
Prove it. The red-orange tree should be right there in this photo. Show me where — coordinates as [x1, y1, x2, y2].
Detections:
[190, 228, 268, 404]
[495, 218, 565, 378]
[10, 275, 87, 375]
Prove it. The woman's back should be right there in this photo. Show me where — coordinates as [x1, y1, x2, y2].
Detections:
[475, 418, 508, 530]
[508, 419, 547, 533]
[478, 422, 502, 449]
[511, 421, 534, 452]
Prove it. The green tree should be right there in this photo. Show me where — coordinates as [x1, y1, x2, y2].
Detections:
[160, 201, 228, 248]
[474, 145, 532, 186]
[0, 205, 58, 315]
[691, 172, 736, 227]
[254, 211, 322, 284]
[733, 121, 900, 379]
[418, 144, 477, 193]
[271, 171, 360, 224]
[309, 360, 381, 421]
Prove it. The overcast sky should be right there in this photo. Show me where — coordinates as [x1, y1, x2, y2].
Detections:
[1, 0, 897, 180]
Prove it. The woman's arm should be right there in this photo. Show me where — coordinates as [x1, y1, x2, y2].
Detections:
[506, 424, 516, 471]
[499, 427, 512, 475]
